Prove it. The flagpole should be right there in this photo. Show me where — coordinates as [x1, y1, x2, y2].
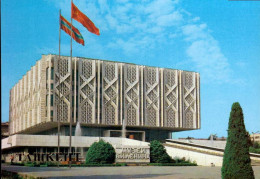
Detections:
[58, 9, 61, 168]
[69, 0, 73, 169]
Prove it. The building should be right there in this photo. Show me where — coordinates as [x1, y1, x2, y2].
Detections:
[251, 133, 260, 143]
[8, 54, 200, 141]
[1, 122, 9, 139]
[2, 54, 200, 162]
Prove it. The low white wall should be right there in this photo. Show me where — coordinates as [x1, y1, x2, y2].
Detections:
[165, 142, 260, 166]
[173, 139, 226, 149]
[165, 145, 223, 166]
[1, 135, 149, 150]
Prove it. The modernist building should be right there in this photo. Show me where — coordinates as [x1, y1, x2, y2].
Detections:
[8, 54, 200, 141]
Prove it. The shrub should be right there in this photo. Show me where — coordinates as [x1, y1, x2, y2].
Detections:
[85, 139, 115, 164]
[249, 147, 260, 154]
[253, 142, 260, 149]
[150, 140, 172, 163]
[221, 102, 255, 179]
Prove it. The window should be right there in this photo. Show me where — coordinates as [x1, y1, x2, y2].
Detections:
[51, 67, 54, 80]
[51, 95, 53, 106]
[51, 110, 53, 117]
[46, 95, 48, 106]
[46, 67, 49, 79]
[51, 83, 53, 90]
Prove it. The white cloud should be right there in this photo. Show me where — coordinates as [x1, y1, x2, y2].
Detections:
[156, 11, 183, 27]
[186, 38, 231, 82]
[50, 0, 239, 84]
[182, 24, 209, 41]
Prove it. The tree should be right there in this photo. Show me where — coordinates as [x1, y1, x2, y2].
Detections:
[150, 140, 172, 163]
[221, 102, 254, 179]
[85, 140, 115, 164]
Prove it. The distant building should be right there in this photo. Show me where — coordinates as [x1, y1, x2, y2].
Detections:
[1, 122, 9, 139]
[251, 133, 260, 143]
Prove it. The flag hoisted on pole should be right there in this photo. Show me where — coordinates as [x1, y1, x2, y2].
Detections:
[71, 1, 100, 36]
[57, 0, 100, 168]
[60, 14, 84, 46]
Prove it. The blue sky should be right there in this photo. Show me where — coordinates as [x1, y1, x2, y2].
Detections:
[2, 0, 260, 138]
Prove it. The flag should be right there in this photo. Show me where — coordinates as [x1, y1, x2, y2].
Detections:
[60, 14, 84, 46]
[71, 2, 100, 35]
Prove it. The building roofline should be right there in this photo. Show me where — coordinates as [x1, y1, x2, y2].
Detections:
[10, 54, 200, 91]
[44, 54, 200, 74]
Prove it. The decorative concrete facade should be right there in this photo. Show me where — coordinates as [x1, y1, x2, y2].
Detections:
[9, 55, 200, 136]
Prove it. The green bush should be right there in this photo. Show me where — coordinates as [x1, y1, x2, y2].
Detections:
[221, 102, 255, 179]
[249, 147, 260, 154]
[150, 140, 172, 163]
[252, 142, 260, 149]
[85, 139, 116, 164]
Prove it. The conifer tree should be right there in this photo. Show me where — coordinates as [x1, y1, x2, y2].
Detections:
[221, 102, 254, 179]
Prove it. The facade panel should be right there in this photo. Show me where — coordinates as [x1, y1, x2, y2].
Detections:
[123, 64, 140, 126]
[54, 56, 72, 123]
[102, 62, 119, 125]
[163, 69, 179, 128]
[144, 67, 160, 127]
[78, 59, 96, 124]
[182, 71, 197, 129]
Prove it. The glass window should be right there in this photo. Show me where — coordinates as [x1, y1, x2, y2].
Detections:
[51, 110, 53, 117]
[51, 94, 53, 106]
[46, 67, 49, 79]
[46, 95, 48, 106]
[51, 83, 53, 90]
[51, 67, 54, 80]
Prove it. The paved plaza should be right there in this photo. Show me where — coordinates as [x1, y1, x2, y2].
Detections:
[1, 164, 260, 179]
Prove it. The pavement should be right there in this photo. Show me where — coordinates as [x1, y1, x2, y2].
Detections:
[1, 164, 260, 179]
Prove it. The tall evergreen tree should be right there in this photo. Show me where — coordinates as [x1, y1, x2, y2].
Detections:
[221, 102, 254, 179]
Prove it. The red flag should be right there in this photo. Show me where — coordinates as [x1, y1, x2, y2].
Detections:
[71, 2, 100, 35]
[60, 15, 84, 46]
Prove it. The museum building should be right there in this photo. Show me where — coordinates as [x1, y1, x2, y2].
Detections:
[8, 54, 200, 140]
[2, 54, 200, 161]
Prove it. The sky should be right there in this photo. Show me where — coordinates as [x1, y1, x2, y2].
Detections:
[1, 0, 260, 138]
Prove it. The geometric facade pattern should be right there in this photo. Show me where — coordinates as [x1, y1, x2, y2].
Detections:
[54, 56, 72, 123]
[9, 55, 200, 135]
[163, 69, 179, 128]
[102, 62, 119, 125]
[182, 71, 197, 128]
[144, 67, 160, 127]
[78, 59, 96, 124]
[124, 64, 140, 126]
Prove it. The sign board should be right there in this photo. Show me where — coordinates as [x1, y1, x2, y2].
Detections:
[115, 146, 150, 163]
